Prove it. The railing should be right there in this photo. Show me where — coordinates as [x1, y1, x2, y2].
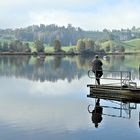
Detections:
[88, 99, 137, 119]
[88, 70, 137, 88]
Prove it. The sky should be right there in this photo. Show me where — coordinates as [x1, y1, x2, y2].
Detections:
[0, 0, 140, 30]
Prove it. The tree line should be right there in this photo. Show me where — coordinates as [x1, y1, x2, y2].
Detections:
[76, 38, 104, 53]
[0, 38, 125, 54]
[1, 24, 140, 54]
[14, 24, 85, 46]
[0, 39, 65, 53]
[1, 24, 140, 47]
[0, 40, 31, 52]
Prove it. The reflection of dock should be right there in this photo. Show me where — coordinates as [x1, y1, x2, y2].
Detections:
[88, 98, 137, 121]
[37, 55, 46, 60]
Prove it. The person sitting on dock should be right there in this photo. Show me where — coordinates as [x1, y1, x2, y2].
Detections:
[91, 55, 103, 85]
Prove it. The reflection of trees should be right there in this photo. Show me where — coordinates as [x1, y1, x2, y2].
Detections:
[107, 55, 125, 71]
[53, 56, 62, 69]
[0, 56, 30, 77]
[103, 55, 139, 79]
[43, 57, 86, 82]
[76, 56, 86, 69]
[76, 56, 91, 70]
[0, 56, 88, 82]
[0, 55, 139, 82]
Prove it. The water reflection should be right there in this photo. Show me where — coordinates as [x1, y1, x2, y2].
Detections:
[88, 98, 103, 128]
[88, 96, 140, 128]
[0, 55, 89, 82]
[0, 54, 140, 139]
[0, 55, 140, 82]
[139, 112, 140, 128]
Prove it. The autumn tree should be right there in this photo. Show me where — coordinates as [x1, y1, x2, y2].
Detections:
[76, 39, 85, 53]
[84, 38, 94, 51]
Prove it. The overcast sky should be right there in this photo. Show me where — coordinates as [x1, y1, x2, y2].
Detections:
[0, 0, 140, 30]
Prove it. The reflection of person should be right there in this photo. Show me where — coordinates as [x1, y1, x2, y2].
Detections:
[91, 98, 103, 128]
[91, 55, 103, 85]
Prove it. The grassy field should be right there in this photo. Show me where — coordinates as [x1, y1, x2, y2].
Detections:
[1, 38, 140, 53]
[124, 38, 140, 46]
[101, 38, 140, 53]
[124, 38, 140, 52]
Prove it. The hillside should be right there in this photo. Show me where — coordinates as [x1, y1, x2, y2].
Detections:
[124, 38, 140, 51]
[1, 24, 140, 47]
[101, 38, 140, 53]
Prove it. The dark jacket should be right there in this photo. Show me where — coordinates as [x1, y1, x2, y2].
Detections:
[91, 59, 103, 72]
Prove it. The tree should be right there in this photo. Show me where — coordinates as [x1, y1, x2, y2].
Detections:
[111, 46, 116, 52]
[0, 42, 2, 51]
[84, 38, 94, 51]
[34, 40, 44, 53]
[8, 40, 25, 52]
[9, 41, 17, 51]
[119, 46, 125, 52]
[23, 42, 31, 52]
[76, 39, 85, 53]
[15, 40, 23, 52]
[3, 42, 9, 52]
[94, 44, 101, 52]
[105, 45, 110, 52]
[54, 39, 61, 52]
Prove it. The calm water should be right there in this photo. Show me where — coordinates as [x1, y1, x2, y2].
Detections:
[0, 55, 140, 140]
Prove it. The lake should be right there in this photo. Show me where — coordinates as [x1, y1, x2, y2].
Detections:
[0, 55, 140, 140]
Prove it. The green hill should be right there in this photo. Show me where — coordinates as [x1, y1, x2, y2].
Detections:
[101, 38, 140, 53]
[125, 38, 140, 46]
[119, 38, 140, 52]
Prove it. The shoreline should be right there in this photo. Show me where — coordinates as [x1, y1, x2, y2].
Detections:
[0, 52, 80, 56]
[106, 52, 140, 55]
[0, 51, 140, 56]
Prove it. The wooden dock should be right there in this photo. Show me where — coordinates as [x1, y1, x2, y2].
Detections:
[87, 84, 140, 103]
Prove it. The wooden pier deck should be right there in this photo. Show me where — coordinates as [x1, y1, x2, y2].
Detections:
[87, 84, 140, 103]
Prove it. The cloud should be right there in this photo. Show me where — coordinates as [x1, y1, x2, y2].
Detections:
[0, 0, 99, 9]
[29, 77, 88, 96]
[0, 76, 90, 131]
[0, 0, 140, 30]
[0, 0, 99, 29]
[29, 3, 140, 30]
